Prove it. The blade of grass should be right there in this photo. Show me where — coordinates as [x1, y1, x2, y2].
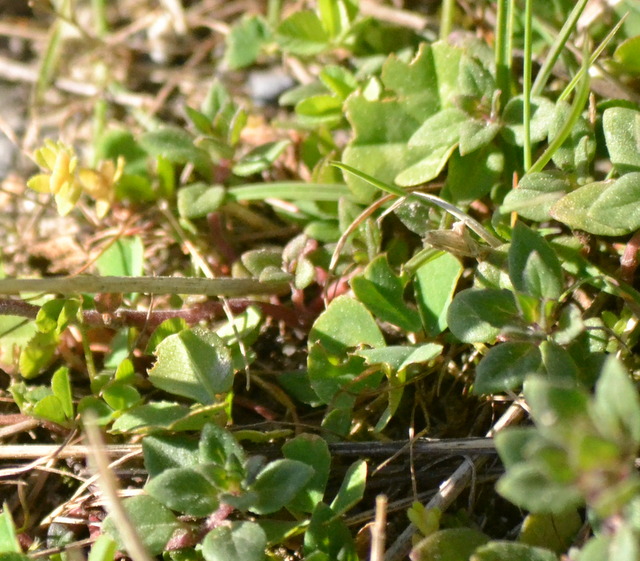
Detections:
[558, 15, 627, 102]
[227, 182, 353, 202]
[527, 40, 591, 175]
[531, 0, 590, 97]
[332, 162, 502, 247]
[83, 412, 155, 561]
[495, 0, 515, 108]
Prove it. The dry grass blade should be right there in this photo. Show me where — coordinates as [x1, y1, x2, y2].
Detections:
[83, 412, 154, 561]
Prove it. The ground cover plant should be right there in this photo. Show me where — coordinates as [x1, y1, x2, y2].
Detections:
[1, 0, 640, 560]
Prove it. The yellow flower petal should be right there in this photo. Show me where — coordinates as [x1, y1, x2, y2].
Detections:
[27, 174, 53, 194]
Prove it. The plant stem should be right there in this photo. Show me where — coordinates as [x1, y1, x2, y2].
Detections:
[494, 0, 515, 108]
[0, 276, 291, 297]
[523, 0, 533, 171]
[531, 0, 590, 97]
[439, 0, 456, 40]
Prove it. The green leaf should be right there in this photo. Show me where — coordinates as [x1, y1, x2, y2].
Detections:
[319, 65, 357, 100]
[501, 171, 570, 222]
[603, 107, 640, 174]
[494, 427, 540, 469]
[0, 315, 37, 367]
[474, 342, 542, 394]
[32, 395, 67, 425]
[308, 295, 385, 403]
[358, 343, 442, 372]
[472, 541, 559, 561]
[411, 528, 489, 561]
[112, 401, 221, 434]
[318, 0, 355, 39]
[587, 172, 640, 232]
[0, 507, 21, 553]
[142, 434, 199, 477]
[224, 15, 270, 70]
[459, 119, 500, 156]
[101, 382, 141, 411]
[501, 96, 556, 146]
[447, 288, 519, 343]
[549, 180, 630, 236]
[36, 298, 80, 335]
[351, 254, 422, 331]
[51, 366, 73, 419]
[102, 495, 180, 556]
[295, 95, 343, 125]
[282, 434, 331, 513]
[341, 42, 463, 201]
[140, 127, 212, 179]
[95, 129, 148, 175]
[592, 356, 640, 445]
[496, 462, 582, 514]
[548, 101, 595, 173]
[185, 106, 214, 136]
[524, 377, 590, 439]
[145, 467, 219, 517]
[408, 108, 468, 151]
[539, 341, 578, 384]
[19, 331, 57, 379]
[329, 459, 367, 515]
[77, 396, 114, 425]
[305, 503, 357, 561]
[248, 459, 315, 514]
[199, 423, 246, 467]
[177, 183, 225, 219]
[275, 11, 329, 56]
[614, 35, 640, 72]
[145, 318, 188, 355]
[445, 145, 504, 204]
[202, 522, 266, 561]
[395, 144, 457, 187]
[551, 304, 584, 346]
[148, 327, 233, 404]
[509, 222, 563, 300]
[519, 511, 582, 554]
[96, 236, 144, 277]
[232, 140, 292, 177]
[0, 554, 32, 561]
[87, 535, 117, 561]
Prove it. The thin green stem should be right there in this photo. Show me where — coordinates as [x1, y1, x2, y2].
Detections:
[527, 41, 591, 175]
[531, 0, 590, 97]
[494, 0, 512, 108]
[522, 0, 533, 171]
[558, 16, 627, 102]
[332, 162, 503, 248]
[0, 276, 291, 297]
[90, 0, 109, 38]
[439, 0, 456, 40]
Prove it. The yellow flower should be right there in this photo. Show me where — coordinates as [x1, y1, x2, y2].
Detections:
[27, 139, 126, 218]
[27, 140, 81, 216]
[79, 156, 125, 218]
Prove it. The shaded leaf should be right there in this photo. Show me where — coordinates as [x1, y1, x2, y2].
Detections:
[202, 522, 267, 561]
[330, 459, 367, 515]
[351, 254, 422, 331]
[248, 459, 315, 514]
[474, 342, 542, 394]
[447, 288, 519, 343]
[102, 495, 180, 556]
